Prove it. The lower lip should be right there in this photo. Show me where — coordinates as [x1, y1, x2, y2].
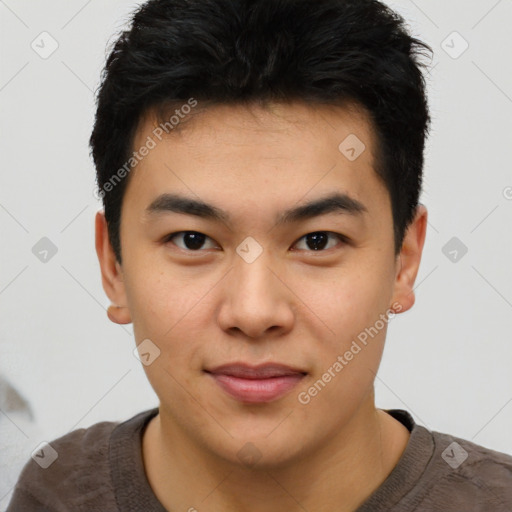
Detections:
[207, 373, 305, 403]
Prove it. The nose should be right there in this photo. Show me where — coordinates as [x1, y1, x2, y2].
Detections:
[216, 251, 295, 340]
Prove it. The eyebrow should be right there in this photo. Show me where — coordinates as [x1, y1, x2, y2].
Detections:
[145, 191, 368, 227]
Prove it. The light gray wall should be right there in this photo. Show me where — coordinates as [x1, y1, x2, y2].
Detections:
[1, 0, 511, 508]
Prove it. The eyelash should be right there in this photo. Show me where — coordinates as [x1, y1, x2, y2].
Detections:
[162, 231, 349, 254]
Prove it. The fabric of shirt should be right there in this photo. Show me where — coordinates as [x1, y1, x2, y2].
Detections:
[6, 407, 512, 511]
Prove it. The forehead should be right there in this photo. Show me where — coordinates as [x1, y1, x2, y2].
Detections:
[136, 101, 376, 159]
[124, 101, 389, 225]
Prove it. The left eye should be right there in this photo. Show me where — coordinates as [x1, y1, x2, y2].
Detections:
[292, 231, 346, 252]
[164, 231, 347, 252]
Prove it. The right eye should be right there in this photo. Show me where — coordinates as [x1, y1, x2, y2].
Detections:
[163, 231, 219, 252]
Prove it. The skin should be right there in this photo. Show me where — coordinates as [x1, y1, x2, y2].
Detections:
[96, 101, 427, 511]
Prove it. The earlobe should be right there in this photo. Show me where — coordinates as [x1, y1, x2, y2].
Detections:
[107, 305, 132, 325]
[390, 204, 428, 314]
[95, 210, 132, 325]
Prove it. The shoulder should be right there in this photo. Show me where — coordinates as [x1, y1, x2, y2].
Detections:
[381, 410, 512, 511]
[417, 427, 512, 511]
[6, 414, 134, 512]
[431, 428, 512, 482]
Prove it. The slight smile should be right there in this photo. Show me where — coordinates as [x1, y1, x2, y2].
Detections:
[204, 363, 308, 403]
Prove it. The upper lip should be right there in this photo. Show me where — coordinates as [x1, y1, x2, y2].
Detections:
[205, 363, 307, 379]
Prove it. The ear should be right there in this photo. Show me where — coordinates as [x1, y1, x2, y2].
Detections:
[390, 204, 428, 314]
[95, 210, 132, 325]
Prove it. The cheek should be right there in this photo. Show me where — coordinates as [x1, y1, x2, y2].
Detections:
[296, 259, 394, 392]
[298, 264, 392, 340]
[124, 258, 202, 335]
[124, 264, 218, 376]
[298, 281, 391, 413]
[125, 268, 210, 409]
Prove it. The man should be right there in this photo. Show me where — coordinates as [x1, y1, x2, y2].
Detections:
[8, 0, 512, 510]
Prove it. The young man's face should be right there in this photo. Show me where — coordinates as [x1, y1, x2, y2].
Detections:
[97, 101, 426, 466]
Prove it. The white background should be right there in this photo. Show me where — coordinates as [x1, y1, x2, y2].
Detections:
[1, 0, 512, 508]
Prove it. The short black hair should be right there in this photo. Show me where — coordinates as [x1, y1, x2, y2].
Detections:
[90, 0, 432, 264]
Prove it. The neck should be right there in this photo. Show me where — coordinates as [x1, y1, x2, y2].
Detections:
[142, 398, 410, 512]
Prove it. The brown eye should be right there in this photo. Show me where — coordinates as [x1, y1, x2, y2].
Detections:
[165, 231, 218, 251]
[292, 232, 347, 252]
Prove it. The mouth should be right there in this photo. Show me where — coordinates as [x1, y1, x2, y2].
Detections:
[204, 363, 307, 403]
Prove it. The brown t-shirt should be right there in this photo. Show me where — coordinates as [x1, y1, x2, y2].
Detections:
[6, 408, 512, 511]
